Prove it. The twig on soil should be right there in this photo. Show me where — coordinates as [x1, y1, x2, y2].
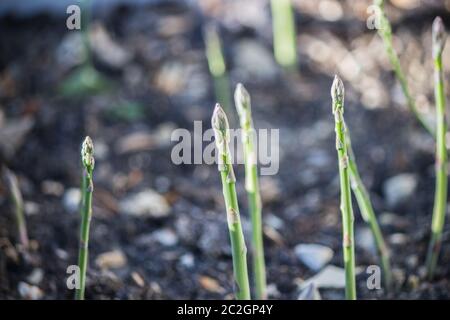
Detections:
[331, 75, 356, 300]
[374, 0, 434, 136]
[76, 136, 95, 300]
[426, 17, 447, 280]
[234, 84, 267, 299]
[212, 104, 251, 300]
[270, 0, 297, 71]
[2, 166, 29, 249]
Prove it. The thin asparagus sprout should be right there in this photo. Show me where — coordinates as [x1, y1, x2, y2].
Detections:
[426, 17, 447, 280]
[212, 104, 251, 300]
[270, 0, 297, 70]
[2, 166, 29, 249]
[204, 24, 233, 117]
[374, 0, 434, 135]
[331, 76, 356, 300]
[346, 133, 392, 289]
[75, 136, 95, 300]
[234, 84, 267, 299]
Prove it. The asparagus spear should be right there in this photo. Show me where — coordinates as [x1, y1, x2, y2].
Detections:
[212, 104, 251, 300]
[426, 17, 447, 280]
[204, 24, 233, 117]
[2, 166, 29, 249]
[346, 133, 392, 289]
[331, 76, 356, 300]
[75, 136, 95, 300]
[373, 0, 433, 135]
[234, 84, 267, 299]
[270, 0, 297, 70]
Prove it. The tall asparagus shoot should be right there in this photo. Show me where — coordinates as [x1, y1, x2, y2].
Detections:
[234, 84, 267, 299]
[426, 17, 447, 280]
[75, 136, 95, 300]
[331, 76, 356, 300]
[204, 24, 233, 117]
[270, 0, 297, 70]
[346, 134, 392, 289]
[374, 0, 433, 135]
[2, 166, 29, 249]
[212, 104, 251, 300]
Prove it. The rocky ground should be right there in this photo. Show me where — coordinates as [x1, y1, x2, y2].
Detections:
[1, 0, 450, 299]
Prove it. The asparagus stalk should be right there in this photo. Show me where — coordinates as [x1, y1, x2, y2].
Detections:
[234, 84, 267, 299]
[374, 0, 433, 135]
[2, 166, 29, 249]
[331, 76, 356, 300]
[75, 136, 95, 300]
[270, 0, 297, 70]
[204, 24, 233, 117]
[346, 133, 392, 289]
[212, 104, 251, 300]
[426, 17, 447, 280]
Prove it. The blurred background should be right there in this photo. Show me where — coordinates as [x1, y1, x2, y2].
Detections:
[0, 0, 450, 299]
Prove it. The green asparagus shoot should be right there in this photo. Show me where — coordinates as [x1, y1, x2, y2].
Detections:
[204, 24, 233, 118]
[2, 166, 29, 249]
[270, 0, 297, 70]
[374, 0, 434, 135]
[426, 16, 447, 280]
[234, 84, 267, 299]
[331, 75, 356, 300]
[346, 133, 392, 289]
[76, 136, 95, 300]
[212, 104, 251, 300]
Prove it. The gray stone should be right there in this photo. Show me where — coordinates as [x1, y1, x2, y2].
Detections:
[383, 174, 418, 207]
[153, 228, 178, 246]
[18, 282, 43, 300]
[302, 265, 346, 289]
[180, 253, 195, 269]
[26, 269, 44, 285]
[294, 243, 334, 271]
[356, 227, 376, 254]
[298, 283, 321, 300]
[119, 189, 170, 218]
[62, 188, 81, 213]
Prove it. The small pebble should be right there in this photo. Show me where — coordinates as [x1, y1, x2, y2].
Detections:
[119, 189, 170, 218]
[389, 233, 409, 245]
[95, 250, 127, 269]
[298, 283, 321, 300]
[153, 229, 178, 246]
[301, 265, 346, 289]
[198, 276, 224, 294]
[383, 173, 418, 207]
[62, 188, 81, 213]
[294, 243, 334, 271]
[27, 268, 44, 285]
[180, 253, 195, 269]
[18, 282, 43, 300]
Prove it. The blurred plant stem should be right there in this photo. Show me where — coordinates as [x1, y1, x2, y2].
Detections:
[76, 137, 95, 300]
[212, 104, 251, 300]
[426, 17, 447, 280]
[270, 0, 297, 71]
[59, 0, 112, 97]
[204, 24, 233, 120]
[234, 84, 267, 299]
[332, 76, 356, 300]
[346, 132, 392, 289]
[374, 0, 434, 136]
[2, 166, 29, 249]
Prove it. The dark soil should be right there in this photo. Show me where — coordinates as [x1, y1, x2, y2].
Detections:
[1, 0, 450, 299]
